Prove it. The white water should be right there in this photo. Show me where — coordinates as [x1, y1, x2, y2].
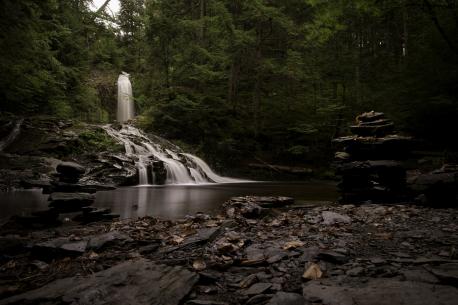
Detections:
[183, 153, 242, 183]
[104, 124, 244, 185]
[117, 72, 135, 123]
[0, 118, 23, 152]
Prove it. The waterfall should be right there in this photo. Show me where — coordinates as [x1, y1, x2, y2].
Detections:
[103, 124, 244, 185]
[117, 72, 134, 123]
[0, 118, 23, 152]
[137, 156, 149, 185]
[183, 153, 242, 183]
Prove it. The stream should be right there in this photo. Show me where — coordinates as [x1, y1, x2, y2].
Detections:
[0, 181, 337, 221]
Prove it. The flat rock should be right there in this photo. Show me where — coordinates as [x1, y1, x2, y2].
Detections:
[243, 283, 272, 295]
[321, 211, 351, 225]
[267, 292, 305, 305]
[0, 258, 198, 305]
[32, 238, 88, 260]
[356, 111, 386, 123]
[48, 192, 95, 212]
[87, 230, 132, 250]
[302, 278, 458, 305]
[162, 227, 220, 253]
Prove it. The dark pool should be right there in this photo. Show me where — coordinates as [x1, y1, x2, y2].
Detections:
[0, 181, 337, 221]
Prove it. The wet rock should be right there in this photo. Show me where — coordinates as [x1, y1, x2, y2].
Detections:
[48, 192, 94, 212]
[302, 278, 458, 305]
[56, 161, 85, 183]
[0, 259, 198, 305]
[321, 211, 351, 225]
[87, 231, 132, 250]
[49, 182, 98, 194]
[267, 292, 305, 305]
[243, 283, 272, 295]
[253, 197, 294, 208]
[32, 238, 88, 261]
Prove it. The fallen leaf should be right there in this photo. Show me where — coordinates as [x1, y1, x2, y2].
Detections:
[192, 259, 206, 271]
[303, 263, 323, 280]
[283, 240, 305, 250]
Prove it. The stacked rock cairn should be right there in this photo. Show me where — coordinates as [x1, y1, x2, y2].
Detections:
[332, 111, 413, 203]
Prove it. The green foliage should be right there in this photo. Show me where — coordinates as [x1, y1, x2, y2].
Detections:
[1, 0, 457, 168]
[77, 129, 123, 153]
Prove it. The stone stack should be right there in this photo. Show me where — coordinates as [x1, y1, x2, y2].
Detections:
[37, 162, 118, 226]
[333, 111, 413, 203]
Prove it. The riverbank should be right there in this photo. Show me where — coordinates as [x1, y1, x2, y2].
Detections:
[1, 196, 457, 304]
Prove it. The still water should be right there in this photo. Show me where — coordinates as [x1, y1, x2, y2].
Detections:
[0, 181, 337, 221]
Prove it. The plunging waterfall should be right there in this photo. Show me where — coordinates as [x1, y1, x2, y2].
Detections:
[117, 72, 134, 123]
[103, 124, 244, 185]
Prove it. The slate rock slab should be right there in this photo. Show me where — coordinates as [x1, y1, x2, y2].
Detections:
[243, 283, 272, 295]
[0, 258, 198, 305]
[302, 278, 458, 305]
[48, 192, 95, 212]
[267, 292, 306, 305]
[32, 238, 88, 260]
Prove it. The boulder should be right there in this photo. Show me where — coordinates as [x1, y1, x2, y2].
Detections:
[56, 161, 85, 182]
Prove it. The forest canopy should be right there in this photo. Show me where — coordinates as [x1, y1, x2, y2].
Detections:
[0, 0, 457, 166]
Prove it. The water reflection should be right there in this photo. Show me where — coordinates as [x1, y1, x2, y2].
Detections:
[0, 189, 49, 222]
[94, 181, 337, 219]
[0, 182, 337, 221]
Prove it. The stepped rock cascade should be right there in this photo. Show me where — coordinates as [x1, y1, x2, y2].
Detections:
[103, 124, 243, 185]
[0, 118, 23, 152]
[117, 72, 135, 123]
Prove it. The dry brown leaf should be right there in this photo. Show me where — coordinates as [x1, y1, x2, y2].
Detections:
[302, 263, 323, 280]
[283, 240, 305, 250]
[192, 259, 206, 271]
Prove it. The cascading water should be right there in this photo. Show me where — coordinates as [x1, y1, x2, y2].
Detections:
[117, 72, 134, 123]
[183, 153, 242, 183]
[103, 124, 244, 185]
[0, 118, 23, 152]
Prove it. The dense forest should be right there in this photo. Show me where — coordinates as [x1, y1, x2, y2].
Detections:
[1, 0, 457, 169]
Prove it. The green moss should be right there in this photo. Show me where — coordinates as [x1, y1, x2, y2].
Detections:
[77, 129, 123, 153]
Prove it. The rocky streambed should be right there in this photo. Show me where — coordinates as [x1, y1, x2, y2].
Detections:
[1, 196, 457, 305]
